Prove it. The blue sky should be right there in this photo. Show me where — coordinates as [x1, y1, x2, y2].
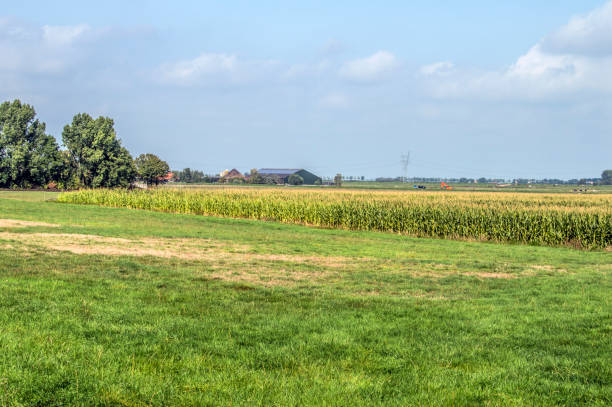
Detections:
[2, 1, 611, 179]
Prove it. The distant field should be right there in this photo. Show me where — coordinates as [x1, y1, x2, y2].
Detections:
[340, 181, 612, 194]
[0, 192, 611, 405]
[59, 188, 612, 249]
[164, 181, 612, 194]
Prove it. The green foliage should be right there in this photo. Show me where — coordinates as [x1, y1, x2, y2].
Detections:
[173, 168, 208, 183]
[0, 100, 64, 188]
[602, 169, 612, 185]
[58, 189, 612, 249]
[247, 169, 265, 184]
[62, 113, 136, 188]
[134, 153, 169, 185]
[334, 173, 342, 187]
[288, 174, 304, 185]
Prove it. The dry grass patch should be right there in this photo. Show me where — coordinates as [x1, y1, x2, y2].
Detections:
[462, 272, 517, 279]
[208, 266, 337, 288]
[355, 289, 449, 300]
[523, 264, 570, 275]
[0, 231, 360, 287]
[0, 219, 60, 228]
[0, 232, 246, 260]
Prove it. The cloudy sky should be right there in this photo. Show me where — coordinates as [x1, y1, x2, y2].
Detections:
[2, 1, 611, 179]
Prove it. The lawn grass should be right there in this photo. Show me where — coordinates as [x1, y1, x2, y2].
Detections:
[0, 193, 610, 405]
[0, 190, 60, 202]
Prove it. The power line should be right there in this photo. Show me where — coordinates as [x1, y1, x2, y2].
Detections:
[400, 152, 410, 183]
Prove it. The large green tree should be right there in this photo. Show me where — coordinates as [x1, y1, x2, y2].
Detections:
[135, 153, 170, 186]
[0, 100, 64, 188]
[62, 113, 136, 188]
[601, 170, 612, 185]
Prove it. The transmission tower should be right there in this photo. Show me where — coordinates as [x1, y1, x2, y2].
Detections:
[400, 152, 410, 183]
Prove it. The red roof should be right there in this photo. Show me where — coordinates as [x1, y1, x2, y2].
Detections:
[158, 172, 174, 181]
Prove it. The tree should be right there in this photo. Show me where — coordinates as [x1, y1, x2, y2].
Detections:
[0, 100, 64, 188]
[182, 168, 192, 183]
[135, 154, 170, 186]
[288, 174, 304, 185]
[62, 113, 136, 188]
[602, 170, 612, 185]
[191, 170, 206, 183]
[247, 168, 265, 184]
[334, 173, 342, 187]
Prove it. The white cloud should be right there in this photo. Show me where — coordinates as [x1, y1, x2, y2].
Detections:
[159, 53, 237, 85]
[0, 20, 114, 75]
[0, 21, 72, 74]
[339, 51, 397, 81]
[420, 61, 454, 76]
[157, 53, 288, 86]
[542, 1, 612, 57]
[318, 92, 348, 109]
[422, 2, 612, 101]
[42, 24, 90, 47]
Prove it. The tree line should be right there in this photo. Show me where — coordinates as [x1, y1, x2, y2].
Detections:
[375, 175, 612, 185]
[0, 100, 169, 189]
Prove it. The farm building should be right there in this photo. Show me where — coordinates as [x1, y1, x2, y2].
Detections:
[158, 172, 174, 183]
[220, 168, 245, 180]
[258, 168, 321, 185]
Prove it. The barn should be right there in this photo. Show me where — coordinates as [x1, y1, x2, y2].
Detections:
[258, 168, 321, 185]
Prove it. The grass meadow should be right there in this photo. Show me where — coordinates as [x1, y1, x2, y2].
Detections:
[0, 191, 610, 405]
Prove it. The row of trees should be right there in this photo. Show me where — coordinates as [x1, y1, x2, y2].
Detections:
[0, 100, 169, 189]
[374, 175, 612, 185]
[171, 169, 325, 186]
[172, 168, 209, 183]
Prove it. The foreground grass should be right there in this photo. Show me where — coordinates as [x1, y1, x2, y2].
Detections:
[0, 194, 611, 405]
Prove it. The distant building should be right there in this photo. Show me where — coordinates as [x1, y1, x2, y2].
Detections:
[258, 168, 321, 185]
[158, 172, 174, 183]
[221, 168, 245, 181]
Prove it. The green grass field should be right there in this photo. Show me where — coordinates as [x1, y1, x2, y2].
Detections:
[1, 191, 610, 405]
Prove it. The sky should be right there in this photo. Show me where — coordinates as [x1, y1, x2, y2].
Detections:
[1, 0, 611, 180]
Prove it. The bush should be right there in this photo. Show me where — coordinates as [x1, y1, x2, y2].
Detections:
[288, 174, 304, 185]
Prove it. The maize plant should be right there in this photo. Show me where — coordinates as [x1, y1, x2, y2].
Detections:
[58, 187, 612, 249]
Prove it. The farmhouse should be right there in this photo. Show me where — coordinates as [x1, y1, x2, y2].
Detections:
[258, 168, 321, 185]
[220, 168, 245, 180]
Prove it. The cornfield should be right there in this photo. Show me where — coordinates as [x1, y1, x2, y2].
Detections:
[58, 188, 612, 249]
